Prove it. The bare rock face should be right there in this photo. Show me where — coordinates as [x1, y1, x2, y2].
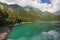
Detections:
[0, 27, 10, 40]
[0, 4, 4, 9]
[55, 11, 60, 16]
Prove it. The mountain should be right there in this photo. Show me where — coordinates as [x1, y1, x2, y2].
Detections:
[55, 11, 60, 16]
[24, 7, 60, 21]
[0, 2, 39, 23]
[10, 4, 22, 8]
[0, 2, 60, 23]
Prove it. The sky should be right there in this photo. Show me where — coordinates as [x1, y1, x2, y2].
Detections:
[0, 0, 60, 13]
[41, 0, 51, 4]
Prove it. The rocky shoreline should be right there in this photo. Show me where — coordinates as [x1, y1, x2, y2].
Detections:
[0, 23, 23, 40]
[0, 27, 10, 40]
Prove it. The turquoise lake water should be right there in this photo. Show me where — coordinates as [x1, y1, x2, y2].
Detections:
[7, 22, 60, 40]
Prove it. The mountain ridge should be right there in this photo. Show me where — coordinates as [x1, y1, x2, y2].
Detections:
[0, 2, 60, 22]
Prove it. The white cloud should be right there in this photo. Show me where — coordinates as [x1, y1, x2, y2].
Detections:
[0, 0, 16, 4]
[0, 0, 60, 13]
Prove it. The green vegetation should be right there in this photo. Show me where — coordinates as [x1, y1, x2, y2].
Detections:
[0, 8, 8, 26]
[24, 7, 60, 21]
[0, 3, 37, 26]
[0, 8, 22, 26]
[0, 2, 60, 27]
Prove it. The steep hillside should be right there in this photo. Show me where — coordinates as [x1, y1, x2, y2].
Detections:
[55, 11, 60, 16]
[24, 7, 60, 21]
[0, 2, 39, 25]
[0, 2, 60, 25]
[10, 3, 60, 21]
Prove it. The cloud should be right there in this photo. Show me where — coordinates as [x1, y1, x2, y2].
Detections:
[0, 0, 16, 4]
[0, 0, 60, 13]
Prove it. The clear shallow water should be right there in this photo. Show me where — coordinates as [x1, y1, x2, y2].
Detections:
[7, 22, 60, 40]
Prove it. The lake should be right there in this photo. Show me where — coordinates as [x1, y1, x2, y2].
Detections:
[7, 22, 60, 40]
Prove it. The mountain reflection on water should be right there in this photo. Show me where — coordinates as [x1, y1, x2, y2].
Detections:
[7, 22, 60, 40]
[7, 30, 60, 40]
